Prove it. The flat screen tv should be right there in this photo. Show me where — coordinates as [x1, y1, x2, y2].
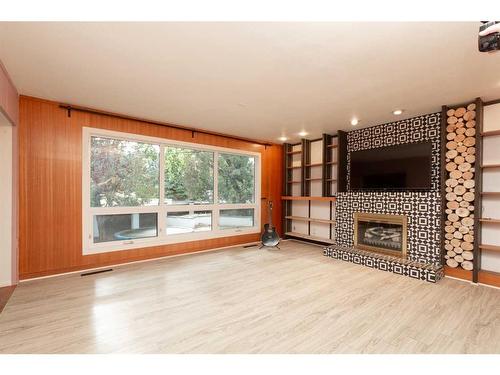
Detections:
[350, 141, 432, 191]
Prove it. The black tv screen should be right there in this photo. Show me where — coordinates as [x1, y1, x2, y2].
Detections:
[350, 142, 432, 191]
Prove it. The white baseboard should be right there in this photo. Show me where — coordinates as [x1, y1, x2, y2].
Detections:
[0, 279, 14, 288]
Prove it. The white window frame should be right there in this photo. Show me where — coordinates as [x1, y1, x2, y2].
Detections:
[82, 127, 261, 255]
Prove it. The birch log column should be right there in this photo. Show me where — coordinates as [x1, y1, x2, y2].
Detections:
[444, 103, 477, 271]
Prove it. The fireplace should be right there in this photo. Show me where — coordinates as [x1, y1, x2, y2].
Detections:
[353, 212, 407, 258]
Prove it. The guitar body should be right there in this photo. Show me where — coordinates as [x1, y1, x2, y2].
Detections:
[262, 223, 280, 247]
[261, 201, 280, 248]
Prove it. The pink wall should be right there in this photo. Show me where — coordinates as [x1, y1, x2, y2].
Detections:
[0, 59, 19, 285]
[0, 61, 18, 126]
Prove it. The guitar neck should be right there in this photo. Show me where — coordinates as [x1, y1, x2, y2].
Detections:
[267, 201, 273, 227]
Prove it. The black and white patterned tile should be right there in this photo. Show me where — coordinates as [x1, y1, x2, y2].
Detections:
[346, 112, 441, 191]
[336, 191, 441, 265]
[323, 246, 444, 283]
[335, 112, 442, 266]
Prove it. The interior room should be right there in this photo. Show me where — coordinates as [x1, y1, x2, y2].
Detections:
[1, 20, 500, 357]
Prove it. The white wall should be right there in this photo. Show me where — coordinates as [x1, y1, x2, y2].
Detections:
[481, 102, 500, 273]
[0, 112, 13, 286]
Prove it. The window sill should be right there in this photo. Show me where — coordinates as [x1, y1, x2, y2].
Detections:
[83, 227, 261, 255]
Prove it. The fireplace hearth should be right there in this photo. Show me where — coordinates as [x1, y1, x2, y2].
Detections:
[354, 212, 407, 258]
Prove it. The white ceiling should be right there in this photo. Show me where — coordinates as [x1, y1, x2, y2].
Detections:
[1, 22, 499, 143]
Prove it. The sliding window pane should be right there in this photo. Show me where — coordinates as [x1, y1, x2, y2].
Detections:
[219, 209, 254, 230]
[218, 153, 255, 204]
[93, 213, 158, 243]
[91, 136, 160, 207]
[166, 211, 212, 235]
[165, 147, 214, 205]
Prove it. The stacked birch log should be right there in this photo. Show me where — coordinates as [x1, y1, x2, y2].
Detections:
[444, 103, 477, 271]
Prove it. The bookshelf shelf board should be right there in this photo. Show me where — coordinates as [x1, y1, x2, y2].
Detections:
[481, 164, 500, 169]
[285, 216, 336, 224]
[305, 163, 322, 167]
[281, 196, 336, 202]
[479, 244, 500, 252]
[481, 130, 500, 137]
[482, 192, 500, 197]
[285, 232, 336, 244]
[479, 218, 500, 224]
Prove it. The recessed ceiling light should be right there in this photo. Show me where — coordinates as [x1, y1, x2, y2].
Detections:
[350, 118, 359, 126]
[298, 131, 308, 137]
[392, 109, 404, 115]
[278, 136, 288, 142]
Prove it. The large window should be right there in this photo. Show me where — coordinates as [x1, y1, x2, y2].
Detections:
[218, 153, 255, 204]
[165, 146, 214, 205]
[91, 137, 160, 207]
[93, 213, 158, 243]
[166, 211, 212, 235]
[83, 128, 260, 254]
[219, 209, 254, 230]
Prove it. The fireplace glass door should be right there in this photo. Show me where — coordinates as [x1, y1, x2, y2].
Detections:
[354, 213, 407, 258]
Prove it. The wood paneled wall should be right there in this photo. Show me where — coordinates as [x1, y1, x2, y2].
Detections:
[19, 96, 283, 279]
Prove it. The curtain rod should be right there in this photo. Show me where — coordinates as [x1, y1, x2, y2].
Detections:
[58, 103, 274, 147]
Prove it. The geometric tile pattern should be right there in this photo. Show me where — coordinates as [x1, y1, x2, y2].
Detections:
[346, 112, 441, 191]
[335, 112, 443, 268]
[336, 191, 442, 265]
[323, 245, 444, 283]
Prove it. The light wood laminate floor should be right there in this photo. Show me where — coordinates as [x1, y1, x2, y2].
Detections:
[0, 240, 499, 354]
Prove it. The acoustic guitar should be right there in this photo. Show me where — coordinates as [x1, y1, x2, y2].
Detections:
[260, 200, 280, 248]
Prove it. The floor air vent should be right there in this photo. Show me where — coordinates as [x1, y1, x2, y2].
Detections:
[81, 268, 113, 277]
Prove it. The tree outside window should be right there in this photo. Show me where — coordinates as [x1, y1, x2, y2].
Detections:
[218, 153, 255, 204]
[90, 137, 159, 207]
